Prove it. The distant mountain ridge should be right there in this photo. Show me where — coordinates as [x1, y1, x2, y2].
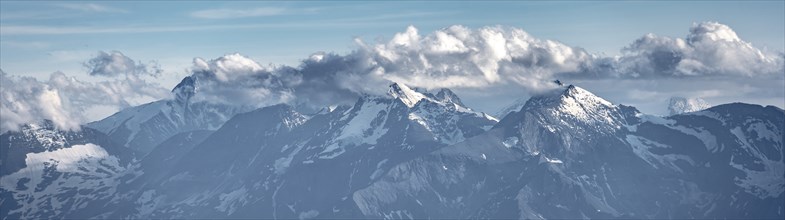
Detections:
[1, 81, 782, 219]
[668, 96, 710, 115]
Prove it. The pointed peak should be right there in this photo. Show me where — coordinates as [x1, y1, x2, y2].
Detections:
[386, 83, 469, 108]
[561, 85, 608, 104]
[515, 84, 624, 131]
[388, 82, 411, 95]
[172, 76, 195, 92]
[561, 84, 579, 94]
[387, 83, 427, 108]
[526, 84, 614, 111]
[172, 76, 196, 104]
[543, 80, 587, 100]
[433, 88, 466, 107]
[562, 84, 581, 97]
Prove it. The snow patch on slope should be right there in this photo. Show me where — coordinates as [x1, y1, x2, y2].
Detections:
[502, 137, 519, 148]
[626, 135, 696, 172]
[0, 143, 127, 218]
[745, 119, 782, 145]
[729, 127, 785, 199]
[321, 99, 389, 159]
[638, 114, 720, 152]
[216, 187, 249, 215]
[1, 143, 119, 183]
[335, 100, 389, 145]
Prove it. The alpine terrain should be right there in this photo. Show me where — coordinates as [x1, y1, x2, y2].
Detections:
[1, 80, 783, 219]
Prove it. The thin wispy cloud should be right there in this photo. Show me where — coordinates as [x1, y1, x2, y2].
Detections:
[0, 20, 407, 35]
[190, 7, 286, 19]
[0, 24, 254, 35]
[0, 41, 50, 49]
[57, 3, 128, 13]
[0, 10, 73, 20]
[329, 11, 453, 23]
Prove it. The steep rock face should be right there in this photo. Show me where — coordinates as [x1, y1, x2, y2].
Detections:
[87, 76, 241, 156]
[0, 121, 136, 219]
[352, 85, 784, 219]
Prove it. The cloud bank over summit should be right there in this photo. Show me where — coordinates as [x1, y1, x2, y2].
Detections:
[351, 25, 593, 90]
[1, 22, 783, 132]
[187, 54, 294, 107]
[317, 21, 782, 91]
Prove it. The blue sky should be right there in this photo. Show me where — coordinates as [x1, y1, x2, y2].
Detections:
[2, 1, 783, 81]
[1, 1, 784, 125]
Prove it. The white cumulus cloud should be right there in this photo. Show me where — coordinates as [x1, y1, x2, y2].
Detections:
[185, 22, 782, 112]
[354, 25, 593, 91]
[83, 50, 162, 77]
[0, 68, 169, 133]
[186, 54, 294, 108]
[1, 72, 80, 132]
[614, 22, 784, 78]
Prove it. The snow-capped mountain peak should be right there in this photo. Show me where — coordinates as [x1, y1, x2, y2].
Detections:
[668, 96, 710, 115]
[510, 84, 625, 135]
[525, 85, 614, 111]
[432, 88, 466, 107]
[323, 83, 499, 149]
[558, 85, 616, 118]
[386, 83, 475, 113]
[387, 83, 427, 108]
[562, 85, 614, 108]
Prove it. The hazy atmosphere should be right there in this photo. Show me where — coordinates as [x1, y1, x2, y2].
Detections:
[1, 1, 784, 219]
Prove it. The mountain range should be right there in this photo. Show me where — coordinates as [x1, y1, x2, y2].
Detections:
[1, 78, 783, 219]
